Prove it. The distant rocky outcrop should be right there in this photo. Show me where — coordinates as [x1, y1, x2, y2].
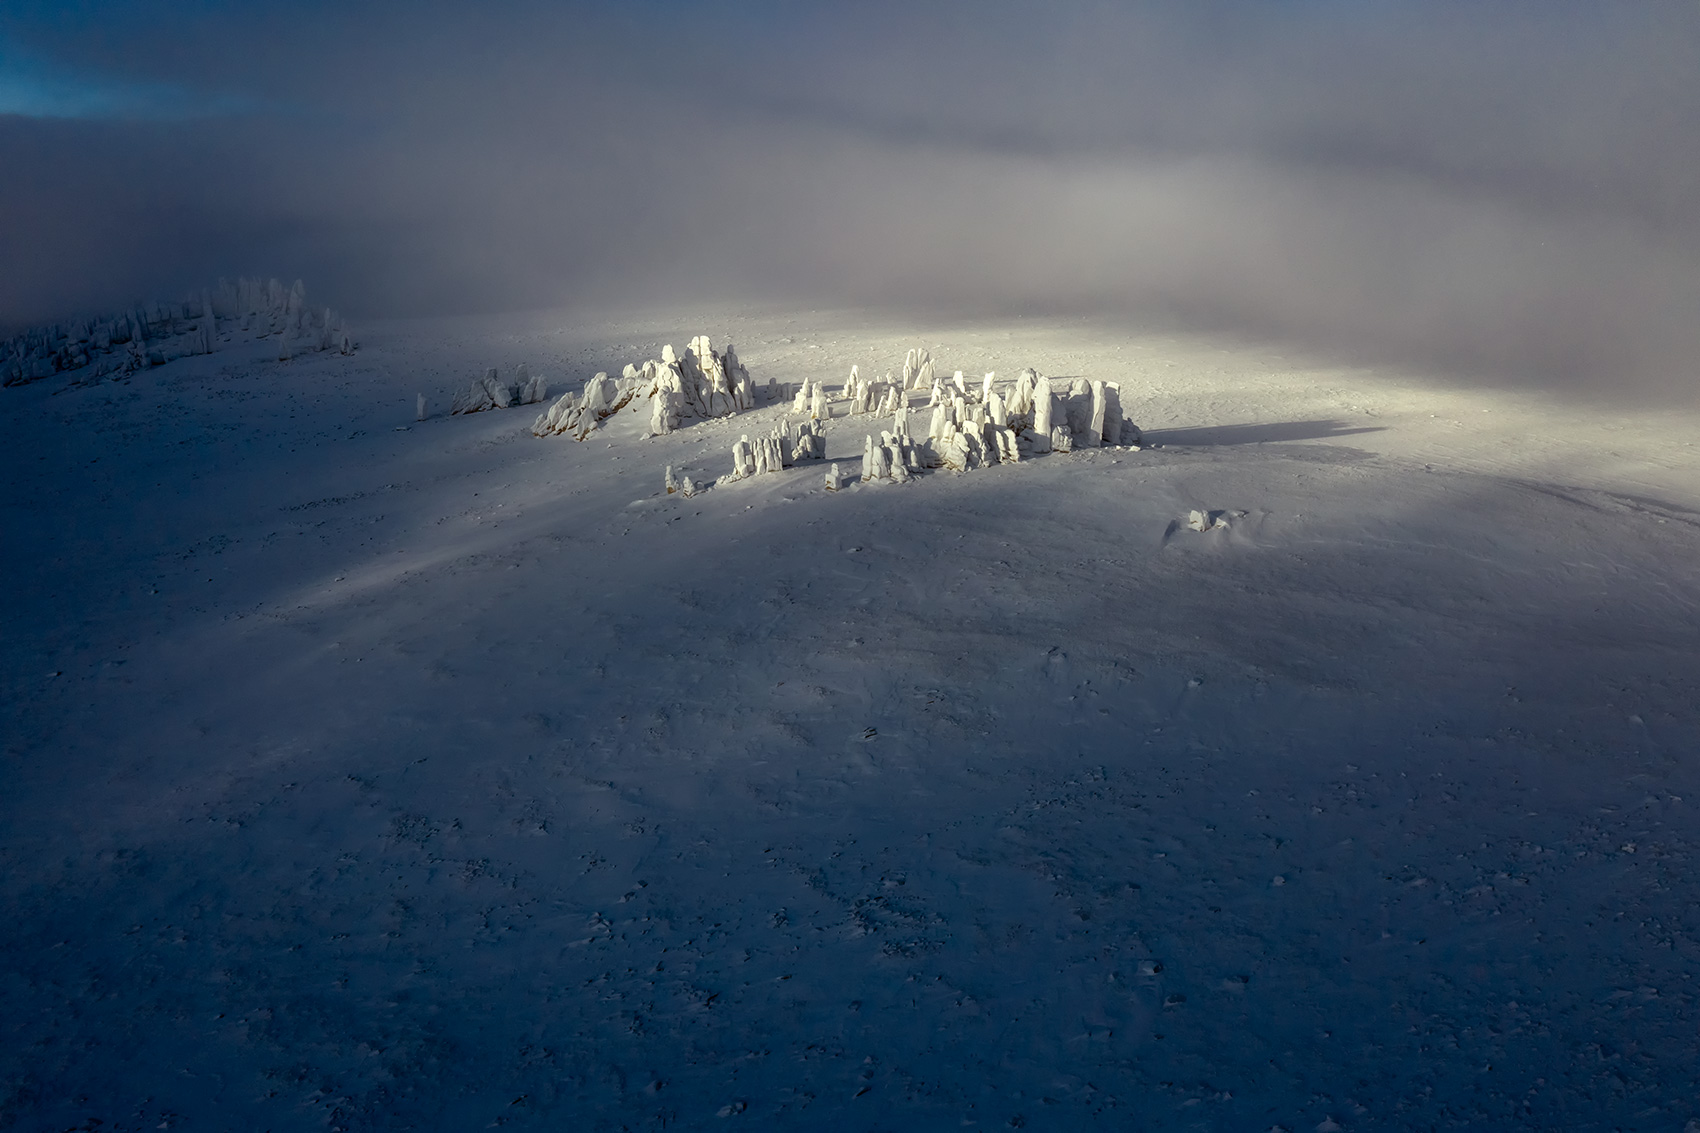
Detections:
[2, 277, 350, 387]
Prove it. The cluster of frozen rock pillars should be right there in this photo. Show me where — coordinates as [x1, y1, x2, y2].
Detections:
[446, 337, 1142, 496]
[2, 278, 352, 387]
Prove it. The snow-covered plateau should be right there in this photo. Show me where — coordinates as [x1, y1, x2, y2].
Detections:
[3, 305, 1698, 1131]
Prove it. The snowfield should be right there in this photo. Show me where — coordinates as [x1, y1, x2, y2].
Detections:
[3, 306, 1698, 1131]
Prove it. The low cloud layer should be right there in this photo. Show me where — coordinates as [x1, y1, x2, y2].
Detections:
[3, 1, 1698, 395]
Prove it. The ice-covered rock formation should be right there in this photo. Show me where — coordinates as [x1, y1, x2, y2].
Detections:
[531, 372, 626, 438]
[1040, 377, 1140, 449]
[530, 335, 758, 441]
[916, 357, 935, 392]
[901, 348, 935, 391]
[704, 347, 1147, 492]
[2, 277, 350, 387]
[1030, 372, 1053, 453]
[453, 366, 550, 415]
[860, 430, 918, 484]
[727, 417, 825, 480]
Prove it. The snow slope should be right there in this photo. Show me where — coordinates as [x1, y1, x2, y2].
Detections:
[3, 306, 1699, 1131]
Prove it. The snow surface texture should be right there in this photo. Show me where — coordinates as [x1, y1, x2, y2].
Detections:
[4, 307, 1700, 1131]
[1, 277, 350, 387]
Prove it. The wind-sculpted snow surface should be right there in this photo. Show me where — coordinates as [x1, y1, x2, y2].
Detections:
[4, 308, 1700, 1132]
[1, 277, 351, 386]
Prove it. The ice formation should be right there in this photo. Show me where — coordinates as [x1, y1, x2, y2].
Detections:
[860, 430, 920, 483]
[1, 277, 350, 387]
[530, 335, 759, 440]
[744, 360, 1140, 487]
[726, 417, 826, 481]
[538, 340, 1141, 494]
[1030, 372, 1053, 453]
[451, 366, 550, 415]
[901, 348, 935, 391]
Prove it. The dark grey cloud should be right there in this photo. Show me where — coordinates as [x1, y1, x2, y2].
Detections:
[3, 1, 1698, 396]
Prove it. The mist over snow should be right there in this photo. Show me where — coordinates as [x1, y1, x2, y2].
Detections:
[3, 0, 1699, 396]
[7, 6, 1700, 1130]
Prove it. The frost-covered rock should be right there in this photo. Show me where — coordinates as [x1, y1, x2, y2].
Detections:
[455, 365, 548, 416]
[1100, 381, 1122, 446]
[515, 363, 548, 406]
[904, 349, 934, 390]
[451, 368, 512, 414]
[1029, 375, 1054, 453]
[862, 434, 888, 482]
[650, 386, 679, 436]
[928, 402, 951, 442]
[859, 431, 914, 483]
[532, 334, 758, 440]
[1008, 369, 1036, 419]
[1058, 381, 1102, 446]
[728, 419, 815, 481]
[531, 371, 634, 438]
[722, 342, 754, 410]
[792, 418, 826, 462]
[753, 435, 785, 475]
[1084, 380, 1106, 448]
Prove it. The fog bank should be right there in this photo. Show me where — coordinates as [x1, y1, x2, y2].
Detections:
[3, 1, 1697, 395]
